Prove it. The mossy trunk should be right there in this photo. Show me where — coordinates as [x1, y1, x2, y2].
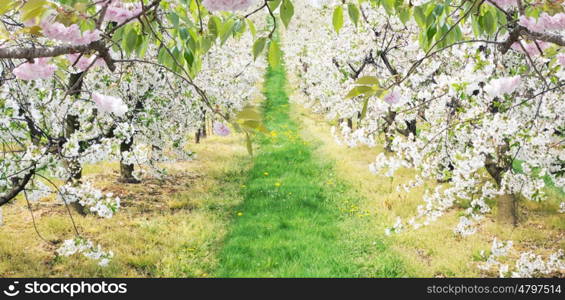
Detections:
[484, 143, 517, 227]
[119, 137, 140, 183]
[195, 107, 207, 143]
[384, 134, 394, 153]
[497, 193, 517, 226]
[383, 111, 396, 153]
[65, 114, 82, 182]
[65, 72, 84, 182]
[66, 73, 85, 215]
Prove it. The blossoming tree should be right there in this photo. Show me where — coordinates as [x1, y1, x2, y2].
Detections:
[287, 0, 563, 228]
[0, 0, 288, 264]
[283, 0, 563, 276]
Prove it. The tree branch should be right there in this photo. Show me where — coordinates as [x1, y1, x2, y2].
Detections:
[0, 41, 116, 71]
[0, 170, 34, 207]
[499, 26, 565, 54]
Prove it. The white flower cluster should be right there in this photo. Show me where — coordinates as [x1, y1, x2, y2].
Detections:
[56, 238, 114, 267]
[384, 217, 403, 236]
[283, 0, 564, 239]
[479, 238, 565, 277]
[453, 216, 477, 237]
[479, 238, 513, 277]
[58, 182, 120, 219]
[26, 180, 53, 202]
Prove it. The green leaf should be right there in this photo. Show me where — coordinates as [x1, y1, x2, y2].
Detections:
[383, 0, 395, 15]
[201, 36, 213, 53]
[178, 28, 189, 40]
[398, 7, 411, 25]
[241, 120, 270, 134]
[123, 28, 139, 56]
[245, 132, 253, 156]
[237, 106, 262, 120]
[208, 16, 220, 39]
[184, 50, 194, 68]
[157, 47, 173, 69]
[418, 30, 429, 50]
[253, 37, 267, 61]
[355, 76, 380, 85]
[268, 41, 281, 67]
[136, 36, 148, 57]
[22, 0, 51, 22]
[346, 85, 373, 98]
[220, 19, 235, 45]
[482, 10, 496, 35]
[360, 98, 369, 120]
[347, 4, 360, 27]
[414, 6, 426, 28]
[280, 0, 294, 28]
[332, 6, 344, 34]
[167, 13, 180, 27]
[268, 0, 282, 11]
[231, 19, 246, 39]
[471, 16, 482, 37]
[427, 25, 437, 41]
[22, 0, 47, 14]
[246, 19, 256, 38]
[0, 0, 16, 15]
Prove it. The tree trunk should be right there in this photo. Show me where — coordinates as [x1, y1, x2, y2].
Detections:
[195, 129, 201, 144]
[485, 148, 517, 227]
[119, 137, 140, 183]
[384, 134, 394, 152]
[195, 107, 207, 143]
[118, 98, 142, 183]
[201, 112, 207, 138]
[383, 110, 397, 153]
[497, 193, 517, 226]
[66, 72, 85, 215]
[65, 114, 82, 182]
[65, 72, 84, 182]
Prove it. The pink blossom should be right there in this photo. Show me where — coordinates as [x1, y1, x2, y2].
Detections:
[213, 122, 231, 136]
[383, 90, 401, 105]
[13, 58, 57, 80]
[67, 54, 106, 71]
[488, 0, 517, 9]
[557, 53, 565, 67]
[41, 19, 101, 45]
[511, 41, 550, 57]
[202, 0, 257, 12]
[104, 1, 143, 25]
[92, 93, 128, 116]
[518, 13, 565, 33]
[484, 76, 521, 98]
[23, 18, 38, 27]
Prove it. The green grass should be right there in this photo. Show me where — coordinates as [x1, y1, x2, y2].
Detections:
[215, 57, 405, 277]
[0, 135, 250, 277]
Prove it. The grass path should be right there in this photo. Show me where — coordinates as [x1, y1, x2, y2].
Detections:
[215, 52, 405, 277]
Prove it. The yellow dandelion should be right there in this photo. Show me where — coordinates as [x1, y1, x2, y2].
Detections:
[275, 182, 281, 187]
[237, 212, 244, 216]
[264, 172, 269, 176]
